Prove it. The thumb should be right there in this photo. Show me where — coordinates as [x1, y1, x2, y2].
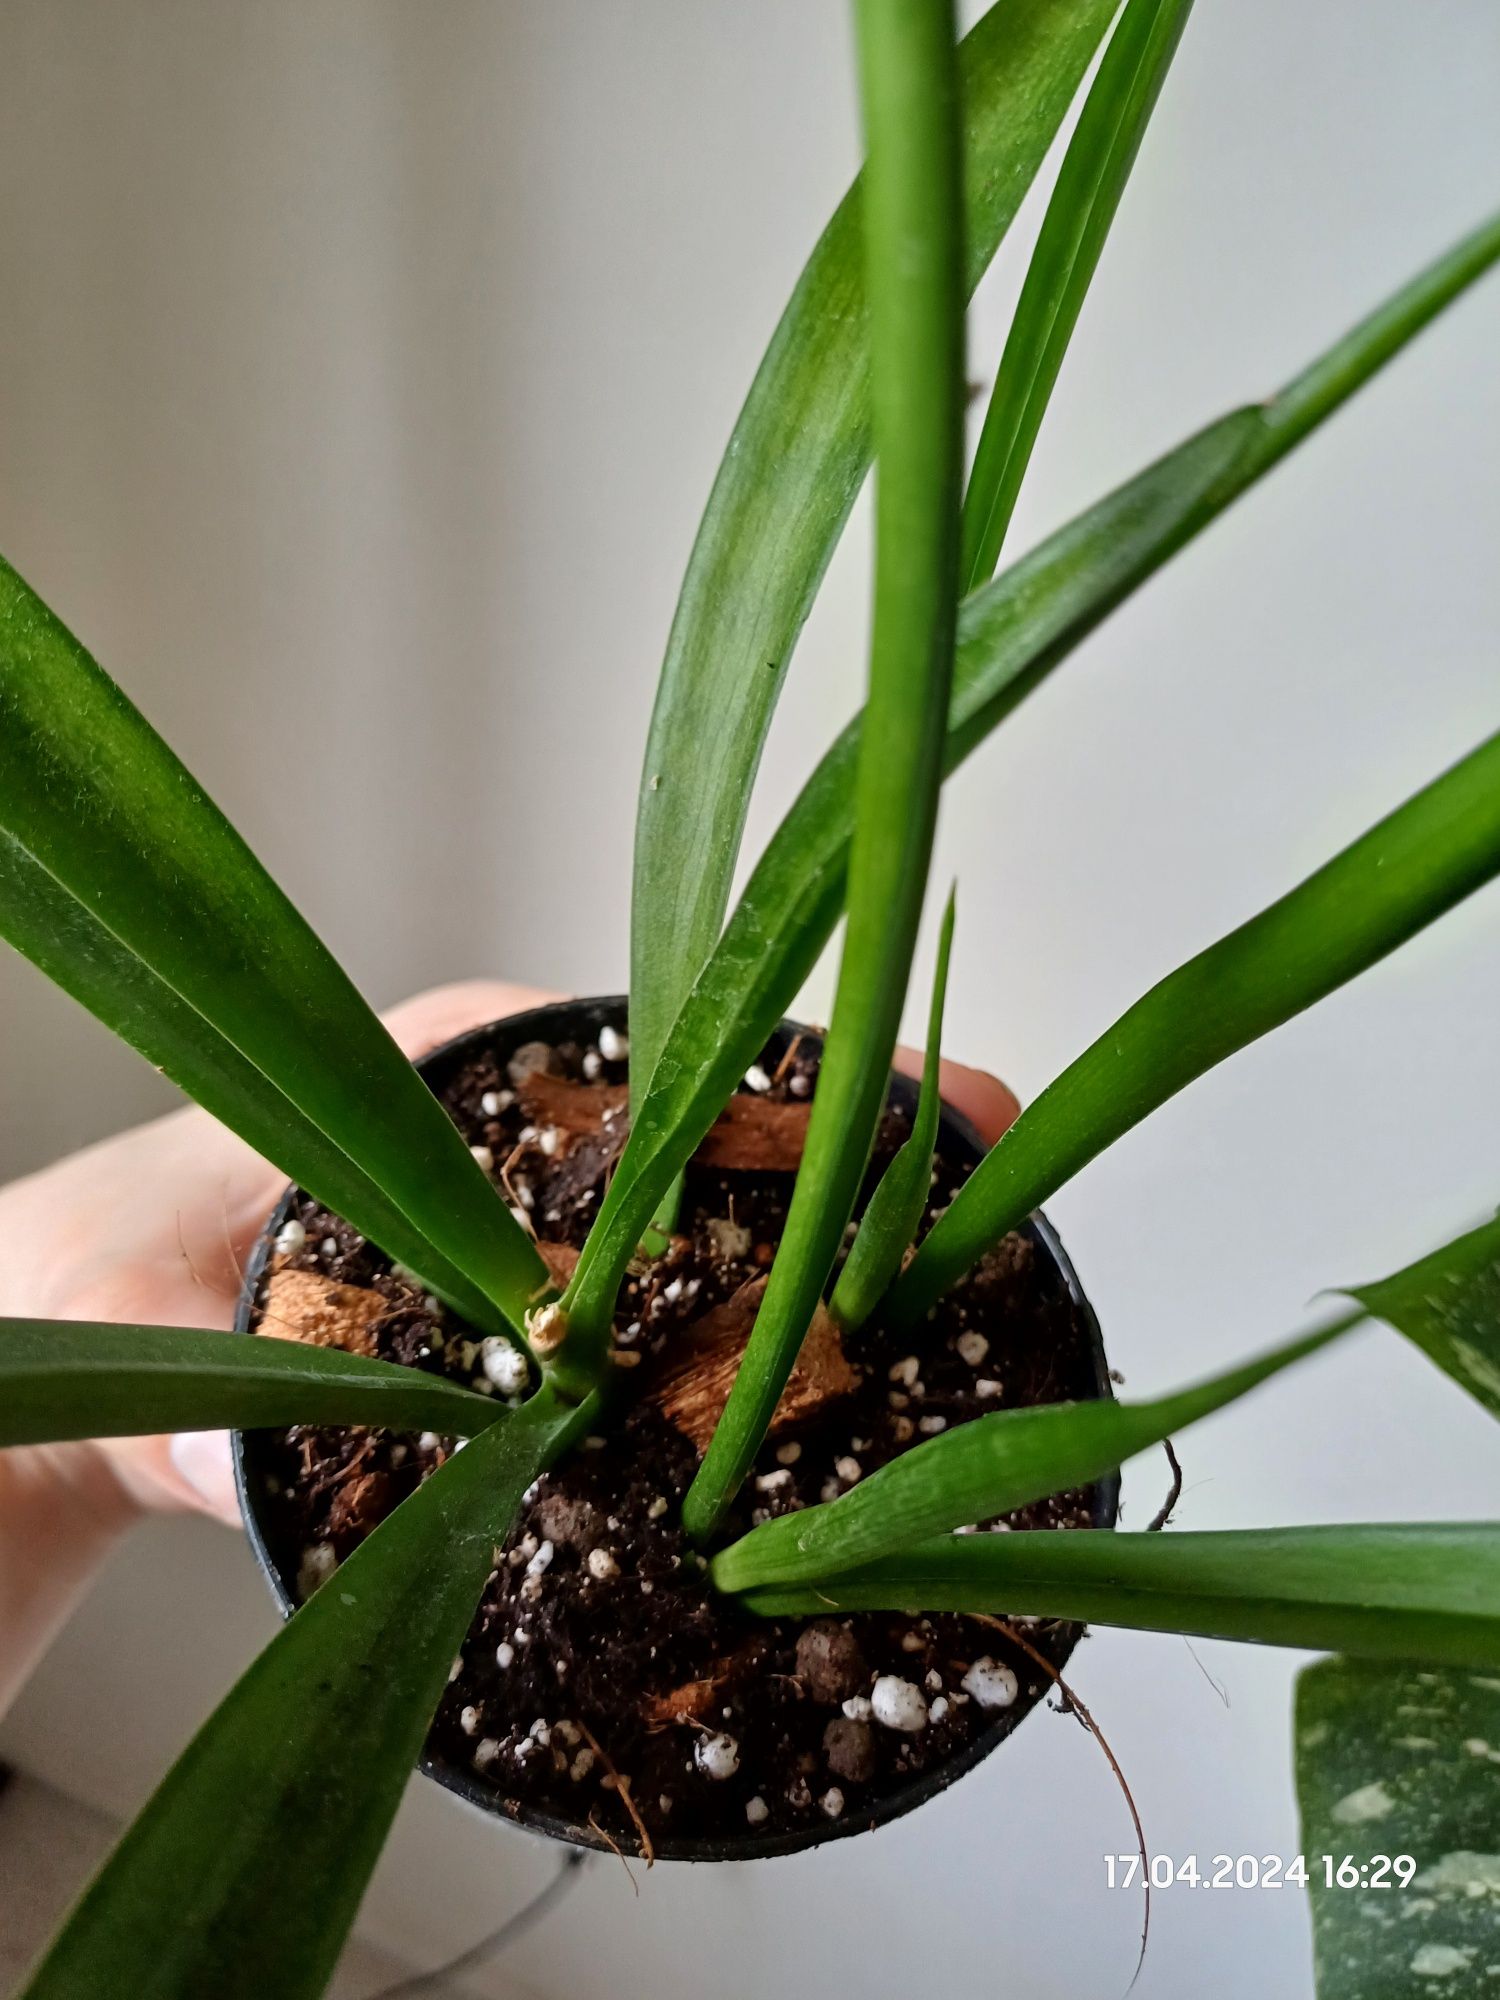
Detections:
[891, 1046, 1021, 1148]
[165, 1430, 243, 1527]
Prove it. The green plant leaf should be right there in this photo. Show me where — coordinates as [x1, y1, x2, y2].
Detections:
[676, 0, 966, 1540]
[830, 885, 957, 1331]
[569, 214, 1500, 1337]
[0, 1319, 510, 1446]
[733, 1524, 1500, 1669]
[627, 0, 1120, 1113]
[20, 1386, 592, 2000]
[712, 1312, 1357, 1590]
[1297, 1658, 1500, 1997]
[0, 557, 548, 1337]
[1348, 1209, 1500, 1421]
[0, 834, 505, 1335]
[961, 0, 1194, 590]
[891, 727, 1500, 1325]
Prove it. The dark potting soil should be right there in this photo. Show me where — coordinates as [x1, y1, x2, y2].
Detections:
[247, 1023, 1108, 1854]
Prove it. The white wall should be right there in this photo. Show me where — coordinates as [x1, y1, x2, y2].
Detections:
[2, 4, 1498, 1995]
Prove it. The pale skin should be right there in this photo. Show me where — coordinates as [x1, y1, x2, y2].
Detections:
[0, 979, 1019, 1718]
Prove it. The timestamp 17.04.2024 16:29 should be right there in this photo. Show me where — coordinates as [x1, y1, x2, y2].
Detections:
[1104, 1854, 1417, 1891]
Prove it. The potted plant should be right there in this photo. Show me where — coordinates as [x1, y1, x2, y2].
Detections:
[2, 0, 1498, 1993]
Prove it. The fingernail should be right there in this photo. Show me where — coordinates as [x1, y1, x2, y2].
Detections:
[169, 1430, 243, 1527]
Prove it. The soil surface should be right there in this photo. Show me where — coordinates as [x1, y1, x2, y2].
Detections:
[245, 1015, 1111, 1855]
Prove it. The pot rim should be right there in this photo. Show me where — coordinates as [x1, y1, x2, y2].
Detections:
[232, 996, 1119, 1864]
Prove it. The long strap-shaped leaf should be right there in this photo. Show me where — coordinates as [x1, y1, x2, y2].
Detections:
[890, 726, 1500, 1324]
[730, 1524, 1500, 1670]
[1348, 1208, 1500, 1422]
[830, 885, 956, 1330]
[0, 835, 505, 1335]
[712, 1313, 1357, 1590]
[0, 558, 547, 1335]
[627, 0, 1119, 1110]
[961, 0, 1194, 589]
[1297, 1660, 1500, 1998]
[20, 1386, 592, 2000]
[0, 1320, 506, 1446]
[674, 0, 966, 1534]
[565, 215, 1500, 1333]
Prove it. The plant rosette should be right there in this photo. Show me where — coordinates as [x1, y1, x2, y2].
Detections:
[6, 2, 1500, 1986]
[233, 1000, 1117, 1861]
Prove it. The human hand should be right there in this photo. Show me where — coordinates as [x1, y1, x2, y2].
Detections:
[0, 979, 1020, 1531]
[0, 980, 559, 1530]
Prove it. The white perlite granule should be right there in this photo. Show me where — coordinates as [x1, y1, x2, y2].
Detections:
[297, 1543, 337, 1599]
[871, 1675, 929, 1732]
[694, 1732, 740, 1780]
[707, 1216, 753, 1261]
[480, 1338, 530, 1395]
[961, 1657, 1019, 1710]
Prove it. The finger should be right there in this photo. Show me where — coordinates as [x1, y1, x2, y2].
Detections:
[94, 1432, 243, 1527]
[379, 980, 566, 1061]
[164, 1431, 243, 1525]
[891, 1045, 1021, 1148]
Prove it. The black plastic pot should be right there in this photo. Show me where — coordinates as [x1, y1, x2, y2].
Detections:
[234, 997, 1118, 1862]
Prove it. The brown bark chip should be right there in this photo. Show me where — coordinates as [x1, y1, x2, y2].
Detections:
[642, 1643, 768, 1730]
[642, 1674, 729, 1729]
[518, 1076, 812, 1179]
[261, 1268, 388, 1357]
[518, 1071, 629, 1141]
[534, 1240, 581, 1291]
[693, 1094, 812, 1172]
[644, 1278, 858, 1453]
